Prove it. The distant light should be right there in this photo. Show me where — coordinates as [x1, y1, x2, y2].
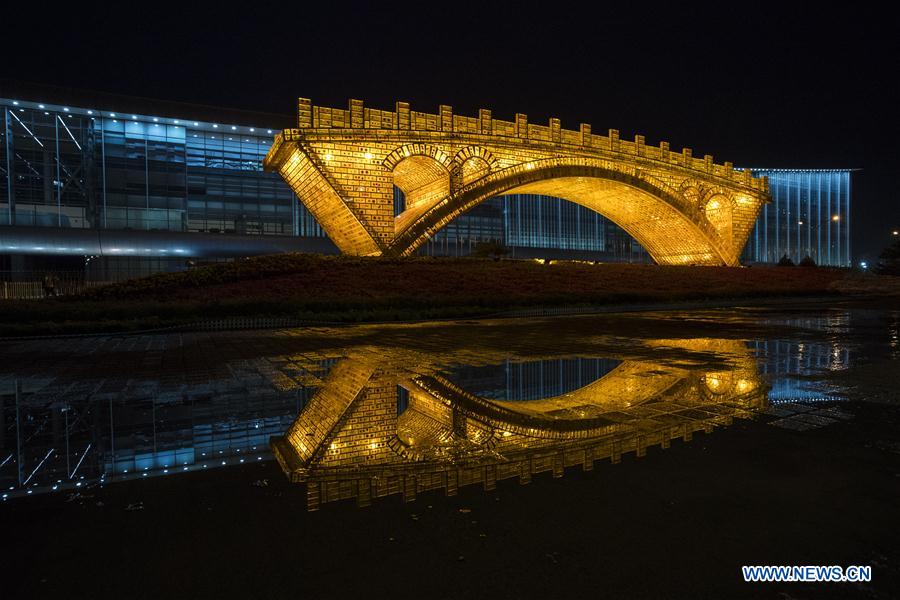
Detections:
[38, 104, 45, 109]
[364, 152, 373, 160]
[193, 122, 199, 126]
[249, 128, 255, 132]
[132, 115, 138, 120]
[798, 221, 804, 225]
[893, 230, 899, 236]
[832, 215, 840, 221]
[231, 126, 236, 130]
[110, 113, 116, 117]
[112, 120, 117, 123]
[12, 101, 18, 105]
[87, 110, 93, 115]
[212, 124, 218, 128]
[174, 120, 179, 124]
[860, 261, 868, 270]
[63, 107, 69, 112]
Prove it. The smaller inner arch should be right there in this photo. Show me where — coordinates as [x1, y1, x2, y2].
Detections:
[459, 156, 491, 186]
[392, 155, 451, 233]
[704, 194, 733, 242]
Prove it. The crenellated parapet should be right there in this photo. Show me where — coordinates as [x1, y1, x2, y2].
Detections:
[276, 98, 768, 194]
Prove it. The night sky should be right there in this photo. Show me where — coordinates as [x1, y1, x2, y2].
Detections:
[2, 5, 896, 260]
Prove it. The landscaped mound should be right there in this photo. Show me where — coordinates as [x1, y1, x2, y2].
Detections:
[0, 253, 889, 335]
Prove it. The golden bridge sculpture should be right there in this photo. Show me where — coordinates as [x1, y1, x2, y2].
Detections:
[264, 98, 769, 265]
[270, 339, 767, 510]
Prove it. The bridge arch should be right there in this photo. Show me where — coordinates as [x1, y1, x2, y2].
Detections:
[382, 144, 454, 172]
[388, 159, 736, 265]
[452, 146, 498, 186]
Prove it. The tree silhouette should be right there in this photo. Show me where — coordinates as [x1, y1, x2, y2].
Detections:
[875, 240, 900, 275]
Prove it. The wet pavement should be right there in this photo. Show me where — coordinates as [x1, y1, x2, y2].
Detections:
[1, 303, 899, 598]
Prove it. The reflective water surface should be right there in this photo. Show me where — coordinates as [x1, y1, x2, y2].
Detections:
[1, 306, 894, 506]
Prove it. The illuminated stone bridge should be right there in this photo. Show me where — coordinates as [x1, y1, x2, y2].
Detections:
[270, 339, 767, 509]
[264, 98, 769, 265]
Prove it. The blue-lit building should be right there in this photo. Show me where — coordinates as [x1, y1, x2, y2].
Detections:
[0, 81, 853, 279]
[741, 169, 852, 266]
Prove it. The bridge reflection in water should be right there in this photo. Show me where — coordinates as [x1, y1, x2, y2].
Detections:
[271, 338, 767, 510]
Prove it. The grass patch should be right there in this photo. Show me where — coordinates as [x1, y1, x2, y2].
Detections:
[0, 253, 889, 336]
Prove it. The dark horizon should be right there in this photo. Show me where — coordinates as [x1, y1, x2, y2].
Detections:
[1, 4, 896, 260]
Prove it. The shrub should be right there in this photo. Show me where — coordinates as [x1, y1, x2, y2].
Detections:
[799, 255, 817, 267]
[875, 240, 900, 276]
[777, 254, 795, 267]
[470, 239, 509, 261]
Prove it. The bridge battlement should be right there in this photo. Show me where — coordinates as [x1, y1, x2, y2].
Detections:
[264, 97, 769, 264]
[283, 98, 767, 193]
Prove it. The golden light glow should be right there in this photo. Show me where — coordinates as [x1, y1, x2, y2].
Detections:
[264, 98, 769, 264]
[270, 337, 766, 510]
[832, 215, 840, 221]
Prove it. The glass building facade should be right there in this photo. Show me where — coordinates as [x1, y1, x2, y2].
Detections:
[0, 86, 852, 272]
[0, 97, 322, 237]
[741, 169, 852, 266]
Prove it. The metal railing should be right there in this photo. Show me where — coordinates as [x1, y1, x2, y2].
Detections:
[0, 271, 153, 299]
